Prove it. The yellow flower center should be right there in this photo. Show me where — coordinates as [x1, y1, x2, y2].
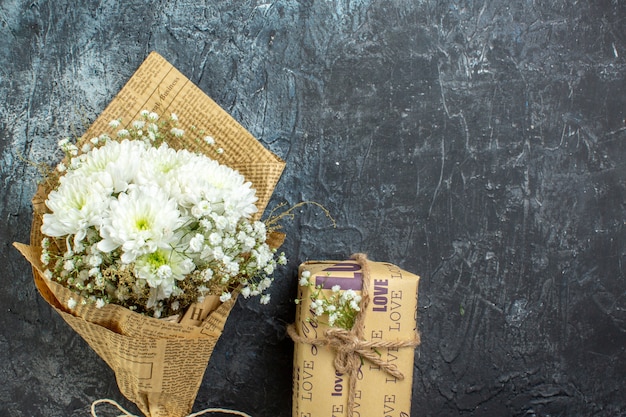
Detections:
[135, 217, 151, 231]
[147, 250, 167, 267]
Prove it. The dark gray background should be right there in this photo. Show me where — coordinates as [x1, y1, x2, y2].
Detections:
[1, 1, 625, 416]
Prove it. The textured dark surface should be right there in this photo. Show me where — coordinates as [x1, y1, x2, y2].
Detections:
[1, 1, 625, 416]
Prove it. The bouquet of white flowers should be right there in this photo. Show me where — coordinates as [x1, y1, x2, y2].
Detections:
[14, 52, 286, 417]
[39, 110, 285, 320]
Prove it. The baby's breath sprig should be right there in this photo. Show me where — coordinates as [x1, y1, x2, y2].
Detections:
[109, 110, 181, 147]
[297, 270, 362, 330]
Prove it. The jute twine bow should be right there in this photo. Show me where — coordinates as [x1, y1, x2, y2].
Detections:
[91, 399, 252, 417]
[287, 253, 421, 417]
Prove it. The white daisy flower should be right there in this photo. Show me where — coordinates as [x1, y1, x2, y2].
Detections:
[134, 248, 195, 306]
[97, 185, 183, 263]
[41, 175, 110, 244]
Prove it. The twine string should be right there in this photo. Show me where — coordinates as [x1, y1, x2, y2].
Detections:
[287, 253, 421, 417]
[90, 399, 252, 417]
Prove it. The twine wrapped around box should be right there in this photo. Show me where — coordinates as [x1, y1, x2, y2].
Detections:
[14, 52, 285, 417]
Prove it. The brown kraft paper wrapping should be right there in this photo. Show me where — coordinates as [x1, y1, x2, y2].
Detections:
[14, 52, 285, 417]
[290, 255, 420, 417]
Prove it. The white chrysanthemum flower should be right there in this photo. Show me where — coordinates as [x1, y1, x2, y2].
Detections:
[175, 155, 258, 219]
[260, 294, 271, 305]
[98, 185, 183, 263]
[74, 139, 146, 193]
[332, 284, 341, 293]
[134, 248, 195, 307]
[67, 298, 77, 309]
[140, 144, 193, 200]
[219, 292, 232, 302]
[41, 175, 110, 244]
[95, 298, 106, 309]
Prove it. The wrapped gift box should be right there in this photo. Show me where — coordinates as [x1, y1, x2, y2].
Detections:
[290, 255, 420, 417]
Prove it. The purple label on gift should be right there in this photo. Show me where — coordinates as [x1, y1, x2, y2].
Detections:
[315, 262, 363, 290]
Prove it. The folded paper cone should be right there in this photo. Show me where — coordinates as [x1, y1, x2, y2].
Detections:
[15, 52, 285, 417]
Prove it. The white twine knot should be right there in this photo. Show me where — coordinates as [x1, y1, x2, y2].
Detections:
[91, 399, 252, 417]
